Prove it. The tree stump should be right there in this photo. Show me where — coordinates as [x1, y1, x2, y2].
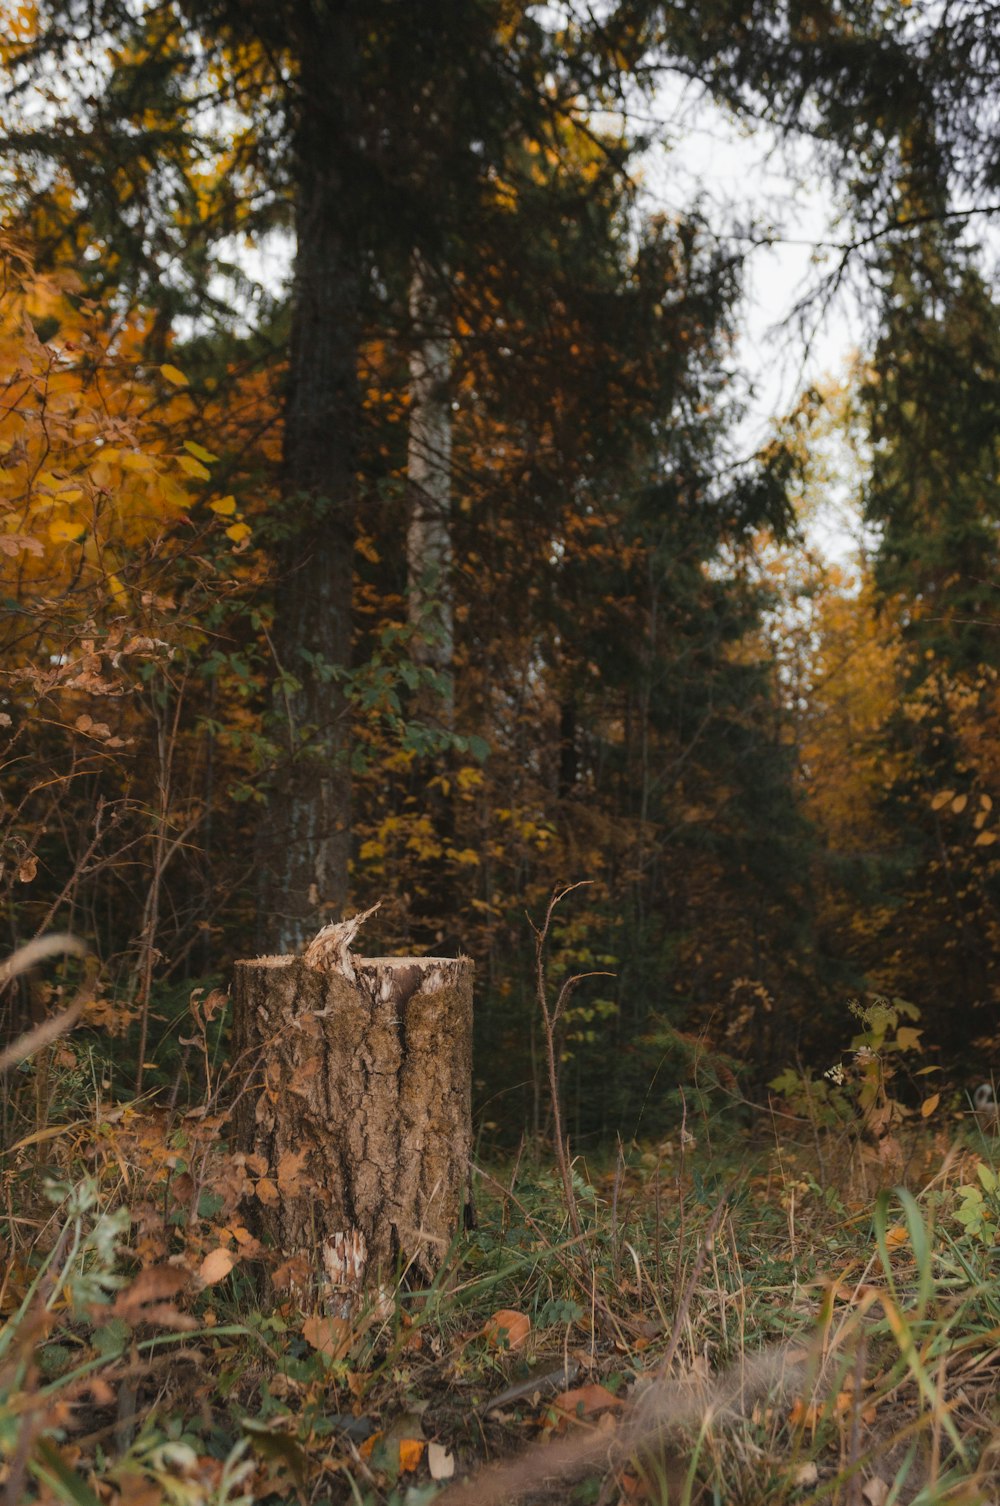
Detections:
[231, 909, 473, 1298]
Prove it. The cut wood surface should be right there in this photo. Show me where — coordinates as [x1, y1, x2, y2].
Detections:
[232, 937, 473, 1293]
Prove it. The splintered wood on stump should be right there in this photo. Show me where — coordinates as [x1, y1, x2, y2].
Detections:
[232, 911, 473, 1295]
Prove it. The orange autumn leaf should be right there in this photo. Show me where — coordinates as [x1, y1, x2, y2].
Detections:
[198, 1248, 236, 1286]
[398, 1438, 425, 1473]
[301, 1313, 353, 1360]
[276, 1148, 309, 1193]
[481, 1308, 530, 1350]
[108, 1265, 196, 1330]
[255, 1176, 279, 1206]
[547, 1383, 623, 1433]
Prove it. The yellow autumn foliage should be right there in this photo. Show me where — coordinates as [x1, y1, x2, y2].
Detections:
[0, 234, 198, 611]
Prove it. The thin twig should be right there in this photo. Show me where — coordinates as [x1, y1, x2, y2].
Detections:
[529, 883, 615, 1240]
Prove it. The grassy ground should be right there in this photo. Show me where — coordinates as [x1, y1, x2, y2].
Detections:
[2, 1057, 999, 1506]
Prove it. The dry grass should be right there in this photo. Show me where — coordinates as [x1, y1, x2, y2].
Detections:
[2, 1037, 999, 1505]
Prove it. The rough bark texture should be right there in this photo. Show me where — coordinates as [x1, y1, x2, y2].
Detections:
[255, 11, 359, 953]
[231, 952, 473, 1288]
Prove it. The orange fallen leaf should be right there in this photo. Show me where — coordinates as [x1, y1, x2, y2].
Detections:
[111, 1265, 188, 1310]
[618, 1466, 653, 1501]
[301, 1313, 353, 1360]
[271, 1255, 310, 1292]
[198, 1248, 236, 1286]
[255, 1176, 278, 1206]
[398, 1438, 425, 1473]
[276, 1148, 309, 1193]
[547, 1382, 623, 1434]
[107, 1264, 196, 1330]
[482, 1308, 530, 1350]
[112, 1470, 166, 1506]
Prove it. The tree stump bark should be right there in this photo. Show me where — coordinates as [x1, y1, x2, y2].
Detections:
[231, 912, 473, 1297]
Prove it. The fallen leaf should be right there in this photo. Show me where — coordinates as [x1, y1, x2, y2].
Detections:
[112, 1265, 188, 1311]
[862, 1477, 889, 1506]
[272, 1255, 309, 1291]
[398, 1437, 425, 1473]
[107, 1265, 195, 1329]
[108, 1471, 163, 1506]
[482, 1308, 530, 1350]
[198, 1248, 236, 1286]
[301, 1313, 353, 1360]
[548, 1382, 623, 1433]
[789, 1393, 849, 1431]
[241, 1417, 307, 1490]
[428, 1441, 455, 1480]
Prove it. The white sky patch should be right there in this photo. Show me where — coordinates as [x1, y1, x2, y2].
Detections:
[636, 77, 870, 563]
[639, 81, 860, 431]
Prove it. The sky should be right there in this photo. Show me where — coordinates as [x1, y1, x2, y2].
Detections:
[633, 81, 867, 564]
[639, 79, 864, 458]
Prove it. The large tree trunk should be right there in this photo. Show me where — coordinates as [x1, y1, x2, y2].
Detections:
[255, 12, 360, 953]
[407, 254, 454, 728]
[232, 912, 474, 1295]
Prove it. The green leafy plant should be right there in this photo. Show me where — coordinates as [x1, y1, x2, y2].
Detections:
[953, 1161, 1000, 1245]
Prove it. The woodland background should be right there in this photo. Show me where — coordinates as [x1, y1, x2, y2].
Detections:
[3, 0, 1000, 1144]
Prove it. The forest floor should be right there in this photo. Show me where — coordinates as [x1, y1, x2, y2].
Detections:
[2, 1085, 999, 1506]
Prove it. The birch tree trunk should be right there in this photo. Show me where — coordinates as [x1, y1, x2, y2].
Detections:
[232, 912, 474, 1295]
[407, 255, 454, 727]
